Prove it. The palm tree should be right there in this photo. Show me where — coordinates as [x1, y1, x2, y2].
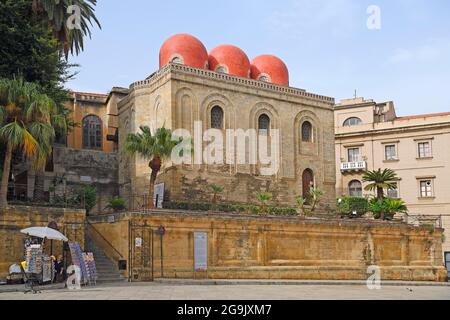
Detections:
[384, 198, 408, 218]
[31, 0, 101, 56]
[256, 192, 273, 214]
[363, 169, 399, 200]
[124, 126, 181, 206]
[209, 184, 224, 204]
[0, 78, 63, 208]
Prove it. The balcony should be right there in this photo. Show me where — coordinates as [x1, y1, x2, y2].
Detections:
[341, 161, 367, 172]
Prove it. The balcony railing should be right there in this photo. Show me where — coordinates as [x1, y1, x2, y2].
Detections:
[341, 161, 367, 172]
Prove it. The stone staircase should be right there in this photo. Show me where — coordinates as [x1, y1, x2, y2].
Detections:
[85, 239, 128, 284]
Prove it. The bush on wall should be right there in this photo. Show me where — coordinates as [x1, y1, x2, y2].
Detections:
[163, 201, 297, 217]
[336, 196, 369, 218]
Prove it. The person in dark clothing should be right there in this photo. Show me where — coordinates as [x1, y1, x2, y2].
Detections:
[54, 255, 67, 282]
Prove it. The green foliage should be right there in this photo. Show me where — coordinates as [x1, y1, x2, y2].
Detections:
[208, 184, 224, 204]
[256, 192, 273, 214]
[296, 187, 324, 216]
[363, 169, 399, 199]
[124, 126, 181, 161]
[123, 126, 183, 199]
[31, 0, 101, 57]
[0, 0, 76, 138]
[368, 197, 408, 221]
[337, 196, 369, 218]
[76, 185, 97, 214]
[256, 192, 273, 203]
[106, 197, 126, 212]
[0, 78, 61, 168]
[163, 201, 297, 217]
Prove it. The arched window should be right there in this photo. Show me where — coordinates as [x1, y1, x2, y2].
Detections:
[343, 117, 362, 127]
[211, 106, 224, 129]
[171, 56, 183, 64]
[302, 169, 314, 203]
[258, 75, 270, 83]
[82, 115, 102, 150]
[216, 66, 228, 74]
[348, 180, 363, 197]
[258, 114, 270, 136]
[301, 121, 313, 142]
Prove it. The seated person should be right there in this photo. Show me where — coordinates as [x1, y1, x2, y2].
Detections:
[54, 255, 67, 282]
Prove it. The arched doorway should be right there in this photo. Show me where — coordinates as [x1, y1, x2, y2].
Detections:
[302, 169, 314, 202]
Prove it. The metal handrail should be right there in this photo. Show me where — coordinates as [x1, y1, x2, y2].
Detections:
[87, 221, 123, 260]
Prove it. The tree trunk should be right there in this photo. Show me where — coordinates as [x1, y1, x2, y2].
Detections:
[377, 186, 385, 220]
[148, 156, 162, 209]
[0, 142, 13, 210]
[376, 187, 384, 200]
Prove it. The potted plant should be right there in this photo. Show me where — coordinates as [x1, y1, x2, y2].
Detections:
[106, 197, 126, 213]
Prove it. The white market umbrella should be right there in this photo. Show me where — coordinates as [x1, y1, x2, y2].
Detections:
[21, 227, 69, 242]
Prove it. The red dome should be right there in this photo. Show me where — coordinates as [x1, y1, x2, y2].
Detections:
[208, 45, 250, 78]
[159, 34, 208, 69]
[250, 55, 289, 86]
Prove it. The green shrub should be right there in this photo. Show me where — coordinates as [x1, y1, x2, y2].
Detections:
[337, 197, 369, 218]
[107, 197, 126, 212]
[77, 185, 97, 214]
[162, 201, 297, 217]
[368, 197, 408, 221]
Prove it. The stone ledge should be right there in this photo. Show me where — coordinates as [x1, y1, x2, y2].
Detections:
[154, 278, 450, 287]
[87, 210, 438, 232]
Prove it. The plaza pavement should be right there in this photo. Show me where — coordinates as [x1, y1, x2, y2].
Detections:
[0, 281, 450, 300]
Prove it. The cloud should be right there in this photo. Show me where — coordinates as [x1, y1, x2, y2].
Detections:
[388, 39, 450, 64]
[266, 0, 360, 39]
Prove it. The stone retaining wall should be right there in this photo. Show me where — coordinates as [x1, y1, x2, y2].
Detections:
[0, 206, 86, 279]
[89, 211, 448, 282]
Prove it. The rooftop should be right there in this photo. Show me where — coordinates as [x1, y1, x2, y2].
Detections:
[130, 63, 335, 104]
[396, 112, 450, 121]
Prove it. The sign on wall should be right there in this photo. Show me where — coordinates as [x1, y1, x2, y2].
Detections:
[154, 183, 165, 208]
[194, 232, 208, 272]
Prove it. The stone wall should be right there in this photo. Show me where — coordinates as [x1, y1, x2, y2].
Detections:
[89, 211, 447, 282]
[50, 146, 119, 215]
[0, 206, 86, 279]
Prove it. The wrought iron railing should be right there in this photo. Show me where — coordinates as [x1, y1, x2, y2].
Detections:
[7, 183, 86, 209]
[404, 214, 443, 229]
[86, 221, 124, 260]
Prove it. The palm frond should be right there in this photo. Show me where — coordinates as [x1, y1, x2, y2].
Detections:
[32, 0, 101, 57]
[0, 77, 58, 166]
[0, 105, 5, 125]
[123, 126, 182, 161]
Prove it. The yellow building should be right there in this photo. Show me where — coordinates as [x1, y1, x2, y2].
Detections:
[335, 97, 450, 256]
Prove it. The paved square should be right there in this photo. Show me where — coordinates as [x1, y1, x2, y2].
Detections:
[1, 283, 450, 300]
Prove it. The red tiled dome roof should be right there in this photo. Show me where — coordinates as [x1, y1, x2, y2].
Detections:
[250, 55, 289, 86]
[208, 45, 251, 78]
[159, 34, 208, 69]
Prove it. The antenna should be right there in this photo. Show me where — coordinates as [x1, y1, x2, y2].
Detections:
[354, 89, 357, 99]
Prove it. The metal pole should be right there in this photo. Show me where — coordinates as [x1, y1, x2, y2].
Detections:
[160, 233, 163, 278]
[128, 220, 131, 282]
[151, 229, 154, 281]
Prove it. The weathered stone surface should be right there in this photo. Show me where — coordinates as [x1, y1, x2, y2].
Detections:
[118, 64, 337, 208]
[89, 211, 447, 282]
[0, 206, 86, 279]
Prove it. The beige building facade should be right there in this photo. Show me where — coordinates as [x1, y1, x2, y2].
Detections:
[335, 97, 450, 256]
[117, 63, 336, 208]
